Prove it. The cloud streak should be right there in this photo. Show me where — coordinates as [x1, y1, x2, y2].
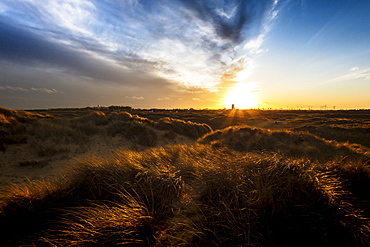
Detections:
[0, 85, 63, 94]
[329, 68, 370, 82]
[0, 85, 29, 92]
[31, 88, 64, 94]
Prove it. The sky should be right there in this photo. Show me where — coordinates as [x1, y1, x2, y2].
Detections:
[0, 0, 369, 110]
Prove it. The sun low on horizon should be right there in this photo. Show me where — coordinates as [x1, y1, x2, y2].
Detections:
[223, 82, 260, 110]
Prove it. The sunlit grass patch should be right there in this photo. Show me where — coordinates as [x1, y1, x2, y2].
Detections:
[0, 113, 13, 126]
[198, 125, 365, 162]
[53, 197, 155, 246]
[156, 117, 212, 139]
[1, 144, 370, 246]
[0, 150, 184, 246]
[0, 107, 52, 125]
[107, 111, 133, 121]
[1, 108, 370, 246]
[70, 111, 109, 126]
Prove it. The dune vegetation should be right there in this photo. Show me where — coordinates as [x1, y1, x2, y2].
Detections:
[1, 107, 370, 246]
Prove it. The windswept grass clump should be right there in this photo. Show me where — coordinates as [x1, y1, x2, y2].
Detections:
[191, 157, 368, 246]
[0, 150, 184, 246]
[1, 144, 370, 246]
[0, 107, 52, 125]
[70, 111, 109, 126]
[295, 125, 370, 148]
[327, 160, 370, 215]
[198, 125, 364, 162]
[56, 198, 155, 246]
[0, 107, 52, 151]
[107, 111, 133, 121]
[107, 121, 158, 147]
[1, 108, 210, 154]
[0, 113, 13, 126]
[125, 123, 157, 147]
[156, 117, 212, 139]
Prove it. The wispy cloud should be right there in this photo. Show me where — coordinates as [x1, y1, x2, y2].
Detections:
[351, 66, 359, 71]
[329, 68, 370, 82]
[0, 0, 283, 91]
[31, 87, 63, 94]
[0, 85, 63, 93]
[0, 0, 286, 109]
[0, 85, 29, 91]
[157, 97, 171, 101]
[126, 96, 144, 100]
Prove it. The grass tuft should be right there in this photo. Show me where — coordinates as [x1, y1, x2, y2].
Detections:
[199, 125, 364, 162]
[107, 111, 133, 121]
[71, 111, 109, 126]
[156, 117, 212, 139]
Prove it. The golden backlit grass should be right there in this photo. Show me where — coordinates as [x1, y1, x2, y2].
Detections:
[1, 107, 370, 246]
[0, 107, 213, 155]
[198, 125, 366, 162]
[1, 143, 370, 246]
[0, 107, 52, 125]
[136, 109, 370, 148]
[156, 117, 212, 139]
[1, 108, 52, 152]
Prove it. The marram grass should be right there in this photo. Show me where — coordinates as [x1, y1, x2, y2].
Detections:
[1, 144, 370, 246]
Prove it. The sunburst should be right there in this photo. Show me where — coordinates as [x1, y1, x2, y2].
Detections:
[224, 82, 259, 109]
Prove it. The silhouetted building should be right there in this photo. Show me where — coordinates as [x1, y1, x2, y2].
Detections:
[231, 104, 235, 110]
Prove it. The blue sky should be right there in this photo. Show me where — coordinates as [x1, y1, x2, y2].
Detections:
[0, 0, 369, 110]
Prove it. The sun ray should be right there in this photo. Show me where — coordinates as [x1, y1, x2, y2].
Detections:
[223, 82, 259, 109]
[222, 107, 237, 127]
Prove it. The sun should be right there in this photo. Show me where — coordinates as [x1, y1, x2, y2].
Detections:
[223, 82, 259, 109]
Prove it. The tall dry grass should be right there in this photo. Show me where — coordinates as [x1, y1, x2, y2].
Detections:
[107, 120, 158, 147]
[198, 125, 365, 162]
[1, 108, 370, 246]
[156, 117, 212, 139]
[1, 143, 370, 246]
[70, 111, 109, 126]
[0, 107, 52, 125]
[1, 108, 212, 154]
[0, 107, 52, 151]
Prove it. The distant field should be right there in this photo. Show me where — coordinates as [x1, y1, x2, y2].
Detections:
[33, 108, 370, 147]
[1, 107, 370, 246]
[135, 109, 370, 146]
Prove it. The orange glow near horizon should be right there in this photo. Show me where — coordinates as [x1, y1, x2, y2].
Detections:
[223, 82, 259, 109]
